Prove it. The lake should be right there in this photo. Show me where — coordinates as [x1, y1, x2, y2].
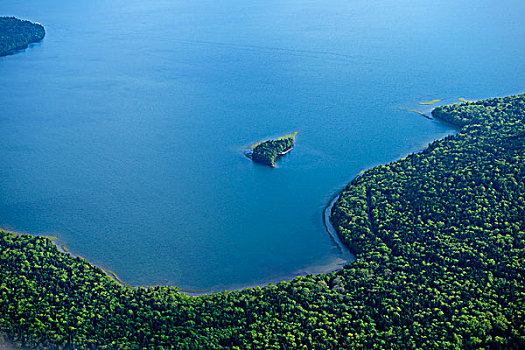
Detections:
[1, 0, 524, 292]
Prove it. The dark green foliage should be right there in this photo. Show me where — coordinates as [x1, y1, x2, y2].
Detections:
[0, 94, 524, 349]
[251, 137, 294, 167]
[0, 17, 45, 56]
[330, 94, 525, 348]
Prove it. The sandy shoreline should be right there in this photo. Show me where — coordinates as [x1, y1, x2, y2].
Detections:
[174, 194, 356, 295]
[323, 193, 356, 261]
[1, 219, 354, 297]
[0, 191, 355, 297]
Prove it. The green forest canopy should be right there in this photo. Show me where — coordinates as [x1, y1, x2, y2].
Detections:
[0, 17, 45, 56]
[0, 94, 524, 349]
[251, 134, 296, 167]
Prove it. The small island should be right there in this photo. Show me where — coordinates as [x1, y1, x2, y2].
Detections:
[0, 17, 45, 56]
[248, 132, 297, 167]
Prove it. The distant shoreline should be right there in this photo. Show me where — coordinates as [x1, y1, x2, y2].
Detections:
[0, 17, 45, 56]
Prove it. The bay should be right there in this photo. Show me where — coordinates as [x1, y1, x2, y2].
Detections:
[1, 0, 523, 292]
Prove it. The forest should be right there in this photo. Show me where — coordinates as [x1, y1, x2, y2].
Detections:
[0, 94, 524, 349]
[250, 135, 295, 167]
[0, 17, 45, 56]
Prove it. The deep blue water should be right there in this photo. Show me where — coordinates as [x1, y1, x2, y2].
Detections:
[1, 0, 524, 292]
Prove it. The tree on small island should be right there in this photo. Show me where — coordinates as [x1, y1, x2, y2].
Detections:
[0, 17, 45, 56]
[250, 132, 297, 167]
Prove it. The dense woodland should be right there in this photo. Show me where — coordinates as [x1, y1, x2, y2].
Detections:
[251, 136, 295, 167]
[0, 17, 45, 56]
[0, 94, 524, 349]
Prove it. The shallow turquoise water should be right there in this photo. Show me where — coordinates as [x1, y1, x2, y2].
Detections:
[1, 0, 524, 292]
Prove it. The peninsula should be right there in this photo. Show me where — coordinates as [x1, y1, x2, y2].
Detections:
[248, 132, 297, 167]
[0, 17, 45, 56]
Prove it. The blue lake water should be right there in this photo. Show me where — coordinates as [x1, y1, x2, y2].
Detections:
[1, 0, 524, 292]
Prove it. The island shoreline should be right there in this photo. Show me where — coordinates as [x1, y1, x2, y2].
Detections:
[0, 17, 45, 57]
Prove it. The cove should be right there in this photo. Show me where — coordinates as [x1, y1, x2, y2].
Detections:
[1, 0, 524, 292]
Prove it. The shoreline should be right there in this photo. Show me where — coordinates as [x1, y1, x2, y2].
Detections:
[323, 192, 356, 262]
[0, 17, 46, 57]
[0, 208, 354, 297]
[0, 224, 350, 296]
[0, 106, 461, 296]
[0, 227, 128, 287]
[0, 112, 457, 296]
[178, 199, 355, 295]
[178, 254, 352, 296]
